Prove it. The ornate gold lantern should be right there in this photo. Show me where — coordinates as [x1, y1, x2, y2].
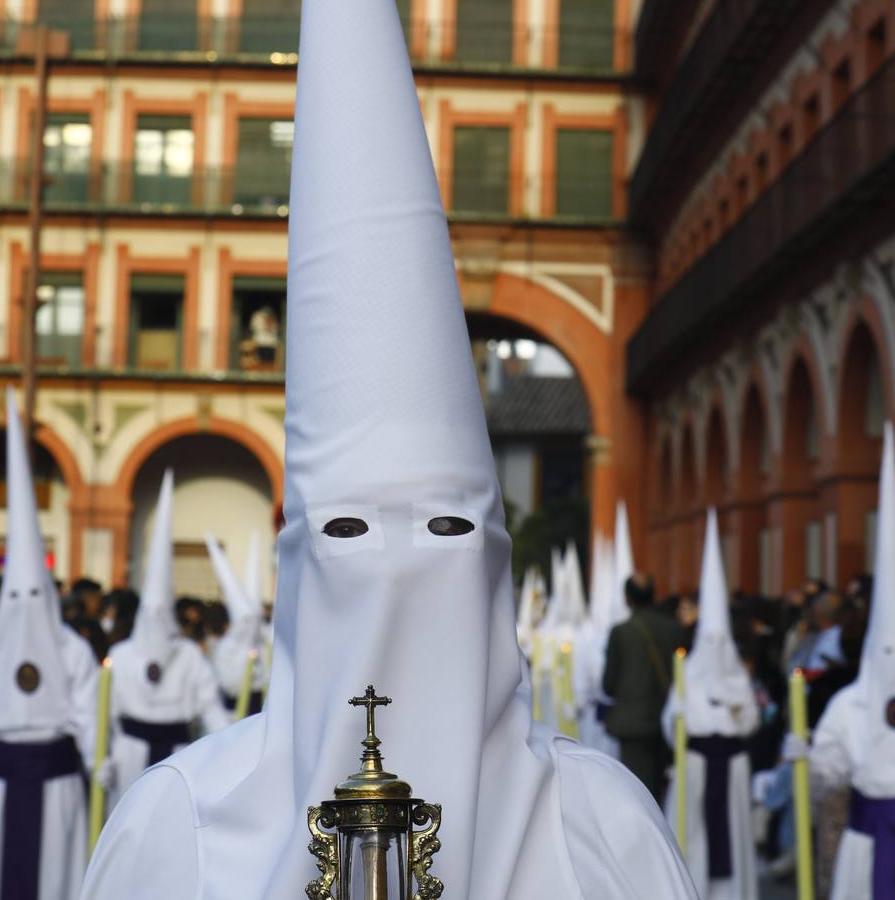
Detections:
[306, 685, 444, 900]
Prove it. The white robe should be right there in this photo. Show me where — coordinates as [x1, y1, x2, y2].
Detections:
[81, 720, 696, 900]
[662, 677, 760, 900]
[0, 627, 96, 900]
[810, 684, 895, 900]
[107, 636, 230, 809]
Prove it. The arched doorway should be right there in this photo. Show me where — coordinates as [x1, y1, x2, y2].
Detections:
[129, 433, 275, 602]
[779, 356, 822, 588]
[736, 384, 769, 593]
[467, 312, 591, 582]
[834, 320, 885, 579]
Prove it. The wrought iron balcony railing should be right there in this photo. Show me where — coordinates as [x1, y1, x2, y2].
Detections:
[0, 15, 629, 76]
[629, 0, 837, 227]
[626, 53, 895, 395]
[0, 159, 620, 226]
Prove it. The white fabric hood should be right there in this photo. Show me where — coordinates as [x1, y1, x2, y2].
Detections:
[130, 470, 179, 664]
[612, 500, 633, 625]
[850, 421, 895, 781]
[0, 388, 71, 733]
[195, 0, 564, 893]
[205, 532, 261, 641]
[685, 508, 751, 724]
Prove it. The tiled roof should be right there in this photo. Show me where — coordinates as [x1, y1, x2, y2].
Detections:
[486, 375, 590, 437]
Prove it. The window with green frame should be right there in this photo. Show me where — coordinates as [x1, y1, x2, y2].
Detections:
[558, 0, 614, 70]
[233, 118, 293, 209]
[133, 115, 194, 207]
[129, 274, 184, 371]
[455, 0, 513, 64]
[35, 272, 84, 368]
[43, 114, 92, 206]
[139, 0, 198, 52]
[237, 0, 300, 54]
[37, 0, 95, 52]
[452, 126, 510, 215]
[554, 128, 613, 219]
[230, 277, 286, 371]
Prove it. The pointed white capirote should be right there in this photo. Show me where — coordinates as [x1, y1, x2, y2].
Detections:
[130, 470, 178, 663]
[612, 500, 634, 623]
[205, 534, 256, 623]
[0, 387, 71, 732]
[563, 540, 588, 628]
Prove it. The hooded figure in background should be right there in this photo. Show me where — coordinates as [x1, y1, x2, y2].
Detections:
[205, 532, 268, 716]
[81, 1, 696, 897]
[662, 509, 759, 900]
[0, 388, 97, 900]
[807, 422, 895, 900]
[104, 471, 229, 809]
[515, 565, 546, 660]
[612, 500, 634, 626]
[574, 534, 618, 755]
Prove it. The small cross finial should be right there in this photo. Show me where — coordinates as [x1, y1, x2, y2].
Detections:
[349, 685, 391, 752]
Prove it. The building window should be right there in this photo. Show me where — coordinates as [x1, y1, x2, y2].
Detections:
[35, 272, 84, 368]
[832, 59, 852, 110]
[133, 115, 194, 206]
[452, 126, 511, 215]
[237, 0, 299, 54]
[778, 124, 793, 169]
[455, 0, 513, 64]
[43, 114, 92, 206]
[230, 277, 286, 371]
[867, 19, 887, 75]
[754, 152, 769, 193]
[233, 118, 293, 210]
[554, 128, 613, 218]
[558, 0, 614, 70]
[139, 0, 198, 52]
[129, 274, 183, 371]
[37, 0, 95, 51]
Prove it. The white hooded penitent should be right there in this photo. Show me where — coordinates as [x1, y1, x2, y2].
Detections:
[662, 508, 759, 900]
[82, 1, 696, 896]
[205, 532, 266, 694]
[0, 388, 96, 900]
[612, 500, 634, 625]
[129, 470, 179, 668]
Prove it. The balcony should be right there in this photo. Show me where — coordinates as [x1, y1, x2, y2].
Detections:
[626, 53, 895, 395]
[0, 159, 621, 227]
[629, 0, 838, 228]
[0, 15, 630, 78]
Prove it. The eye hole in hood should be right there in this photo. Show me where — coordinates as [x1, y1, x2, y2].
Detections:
[427, 516, 475, 537]
[322, 517, 369, 539]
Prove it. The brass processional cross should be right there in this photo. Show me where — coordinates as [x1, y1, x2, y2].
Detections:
[349, 685, 392, 769]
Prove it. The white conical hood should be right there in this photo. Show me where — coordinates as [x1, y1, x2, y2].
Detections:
[205, 533, 261, 643]
[206, 1, 565, 895]
[243, 530, 263, 609]
[588, 534, 615, 636]
[849, 423, 895, 789]
[562, 540, 587, 627]
[687, 508, 747, 687]
[612, 501, 633, 624]
[130, 470, 178, 663]
[0, 388, 71, 733]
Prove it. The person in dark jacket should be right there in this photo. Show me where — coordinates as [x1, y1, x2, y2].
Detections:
[603, 573, 686, 801]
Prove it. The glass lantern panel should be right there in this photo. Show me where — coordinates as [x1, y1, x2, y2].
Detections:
[339, 829, 407, 900]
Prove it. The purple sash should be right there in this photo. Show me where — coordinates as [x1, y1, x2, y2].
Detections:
[688, 735, 746, 880]
[0, 735, 82, 900]
[849, 789, 895, 900]
[120, 716, 191, 767]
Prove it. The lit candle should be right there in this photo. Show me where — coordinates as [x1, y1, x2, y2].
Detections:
[234, 649, 258, 721]
[89, 657, 113, 854]
[789, 668, 815, 900]
[673, 647, 687, 857]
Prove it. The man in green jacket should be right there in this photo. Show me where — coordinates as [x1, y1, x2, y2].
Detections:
[603, 574, 686, 801]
